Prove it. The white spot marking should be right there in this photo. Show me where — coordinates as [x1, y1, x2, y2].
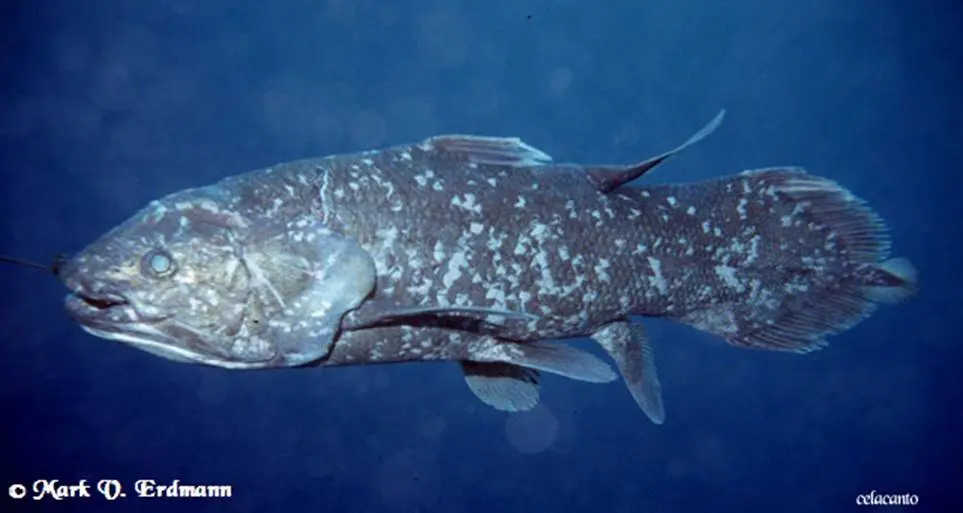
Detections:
[452, 193, 481, 214]
[647, 257, 667, 295]
[714, 265, 745, 293]
[442, 249, 469, 289]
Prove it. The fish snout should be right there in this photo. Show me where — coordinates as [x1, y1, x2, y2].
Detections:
[56, 256, 86, 294]
[58, 255, 129, 307]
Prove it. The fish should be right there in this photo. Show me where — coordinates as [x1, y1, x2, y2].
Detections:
[46, 110, 917, 424]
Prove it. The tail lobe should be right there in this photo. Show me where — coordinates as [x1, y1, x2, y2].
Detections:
[671, 168, 917, 354]
[862, 257, 919, 304]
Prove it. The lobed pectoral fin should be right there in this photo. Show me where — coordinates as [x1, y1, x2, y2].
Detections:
[468, 338, 618, 384]
[341, 301, 538, 331]
[592, 322, 665, 424]
[455, 334, 619, 412]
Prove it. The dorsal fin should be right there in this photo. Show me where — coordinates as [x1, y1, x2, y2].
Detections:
[588, 109, 725, 193]
[420, 134, 553, 167]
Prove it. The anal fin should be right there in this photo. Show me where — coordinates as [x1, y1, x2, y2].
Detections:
[592, 322, 665, 424]
[460, 361, 540, 412]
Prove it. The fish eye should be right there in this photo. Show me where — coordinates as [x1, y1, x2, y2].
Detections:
[142, 249, 177, 278]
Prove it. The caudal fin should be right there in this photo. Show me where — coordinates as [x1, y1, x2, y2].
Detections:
[670, 168, 917, 354]
[862, 257, 919, 304]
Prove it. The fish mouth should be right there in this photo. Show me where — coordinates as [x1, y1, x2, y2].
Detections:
[65, 291, 130, 323]
[63, 290, 215, 365]
[64, 290, 165, 327]
[76, 292, 127, 310]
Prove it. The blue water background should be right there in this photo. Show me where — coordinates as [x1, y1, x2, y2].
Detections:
[1, 1, 961, 511]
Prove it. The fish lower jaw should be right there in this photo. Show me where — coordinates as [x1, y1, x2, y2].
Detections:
[78, 324, 206, 364]
[77, 324, 281, 370]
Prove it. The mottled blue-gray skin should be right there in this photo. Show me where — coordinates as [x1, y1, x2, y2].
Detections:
[57, 124, 918, 422]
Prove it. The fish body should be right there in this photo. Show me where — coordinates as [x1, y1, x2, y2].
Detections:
[58, 112, 917, 422]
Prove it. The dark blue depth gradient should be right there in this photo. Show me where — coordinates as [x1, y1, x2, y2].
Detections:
[1, 1, 960, 512]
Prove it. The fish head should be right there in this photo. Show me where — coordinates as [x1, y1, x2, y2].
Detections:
[58, 188, 261, 366]
[59, 183, 378, 369]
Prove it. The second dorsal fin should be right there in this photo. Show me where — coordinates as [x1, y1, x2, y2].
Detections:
[588, 109, 725, 193]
